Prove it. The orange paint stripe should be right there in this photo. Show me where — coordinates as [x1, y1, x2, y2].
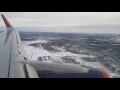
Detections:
[100, 69, 110, 78]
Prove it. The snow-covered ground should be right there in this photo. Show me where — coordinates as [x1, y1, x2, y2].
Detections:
[23, 40, 120, 78]
[23, 40, 47, 45]
[23, 40, 96, 63]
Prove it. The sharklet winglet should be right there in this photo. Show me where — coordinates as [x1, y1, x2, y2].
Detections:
[1, 14, 14, 29]
[1, 14, 14, 44]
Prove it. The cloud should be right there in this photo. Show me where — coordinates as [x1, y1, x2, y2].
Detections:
[11, 24, 120, 34]
[0, 12, 120, 34]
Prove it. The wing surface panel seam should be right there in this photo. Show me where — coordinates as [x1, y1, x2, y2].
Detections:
[7, 32, 14, 78]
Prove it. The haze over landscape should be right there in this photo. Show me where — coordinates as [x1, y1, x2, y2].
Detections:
[0, 12, 120, 34]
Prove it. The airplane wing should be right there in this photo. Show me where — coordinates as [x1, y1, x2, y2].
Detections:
[0, 14, 27, 78]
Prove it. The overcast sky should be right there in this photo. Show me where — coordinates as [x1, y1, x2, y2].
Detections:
[0, 12, 120, 34]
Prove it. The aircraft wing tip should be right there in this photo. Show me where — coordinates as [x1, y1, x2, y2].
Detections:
[1, 14, 4, 17]
[1, 14, 12, 28]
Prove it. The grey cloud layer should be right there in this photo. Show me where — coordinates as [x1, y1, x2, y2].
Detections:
[0, 12, 120, 34]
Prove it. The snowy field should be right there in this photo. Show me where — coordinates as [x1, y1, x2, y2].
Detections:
[23, 39, 119, 78]
[19, 32, 120, 78]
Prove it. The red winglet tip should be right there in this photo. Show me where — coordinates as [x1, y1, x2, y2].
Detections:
[1, 14, 11, 27]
